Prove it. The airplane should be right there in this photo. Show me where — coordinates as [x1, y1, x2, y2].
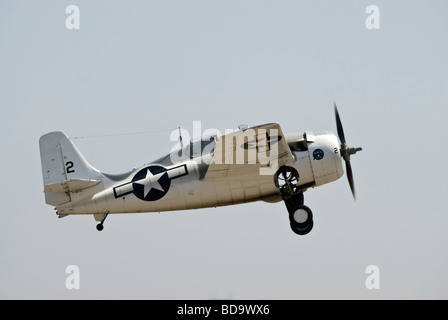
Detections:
[39, 104, 362, 235]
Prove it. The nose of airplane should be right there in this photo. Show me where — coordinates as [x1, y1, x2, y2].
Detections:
[307, 131, 344, 187]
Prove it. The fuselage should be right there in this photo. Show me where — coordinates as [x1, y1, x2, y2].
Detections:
[55, 131, 343, 216]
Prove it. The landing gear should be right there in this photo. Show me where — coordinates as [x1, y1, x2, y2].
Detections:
[96, 214, 108, 231]
[289, 205, 313, 235]
[274, 166, 314, 235]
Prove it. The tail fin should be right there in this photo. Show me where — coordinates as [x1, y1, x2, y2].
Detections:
[39, 131, 101, 206]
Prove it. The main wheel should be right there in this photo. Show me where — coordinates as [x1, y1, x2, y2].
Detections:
[290, 219, 314, 235]
[289, 205, 313, 228]
[96, 223, 104, 231]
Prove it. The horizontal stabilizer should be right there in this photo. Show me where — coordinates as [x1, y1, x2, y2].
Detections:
[44, 179, 101, 193]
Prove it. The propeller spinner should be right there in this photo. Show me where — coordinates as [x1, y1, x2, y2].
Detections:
[334, 103, 362, 201]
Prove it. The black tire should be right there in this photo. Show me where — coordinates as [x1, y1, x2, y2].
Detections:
[289, 205, 313, 228]
[290, 219, 314, 235]
[96, 224, 104, 231]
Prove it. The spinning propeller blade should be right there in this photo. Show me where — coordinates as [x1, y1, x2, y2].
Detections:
[334, 103, 362, 201]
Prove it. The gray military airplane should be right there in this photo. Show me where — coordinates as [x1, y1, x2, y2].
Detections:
[39, 105, 361, 235]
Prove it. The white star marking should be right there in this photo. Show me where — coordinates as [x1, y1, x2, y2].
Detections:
[134, 169, 165, 198]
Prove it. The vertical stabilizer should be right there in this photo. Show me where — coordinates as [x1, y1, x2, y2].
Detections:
[39, 131, 101, 206]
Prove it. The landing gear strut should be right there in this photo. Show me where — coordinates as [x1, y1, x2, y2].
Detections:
[96, 214, 108, 231]
[274, 166, 314, 235]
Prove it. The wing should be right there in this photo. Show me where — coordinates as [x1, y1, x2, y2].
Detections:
[204, 123, 294, 179]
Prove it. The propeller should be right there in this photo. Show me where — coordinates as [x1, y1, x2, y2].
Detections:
[334, 102, 362, 201]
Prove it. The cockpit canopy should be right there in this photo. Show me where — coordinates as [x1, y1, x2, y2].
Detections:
[154, 134, 218, 166]
[186, 134, 218, 159]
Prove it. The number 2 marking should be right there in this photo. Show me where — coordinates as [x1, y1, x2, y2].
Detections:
[66, 161, 75, 173]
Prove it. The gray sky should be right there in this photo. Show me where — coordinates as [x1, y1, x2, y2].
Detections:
[1, 0, 447, 299]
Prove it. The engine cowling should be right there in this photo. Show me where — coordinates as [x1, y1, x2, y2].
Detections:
[287, 131, 344, 188]
[306, 131, 344, 187]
